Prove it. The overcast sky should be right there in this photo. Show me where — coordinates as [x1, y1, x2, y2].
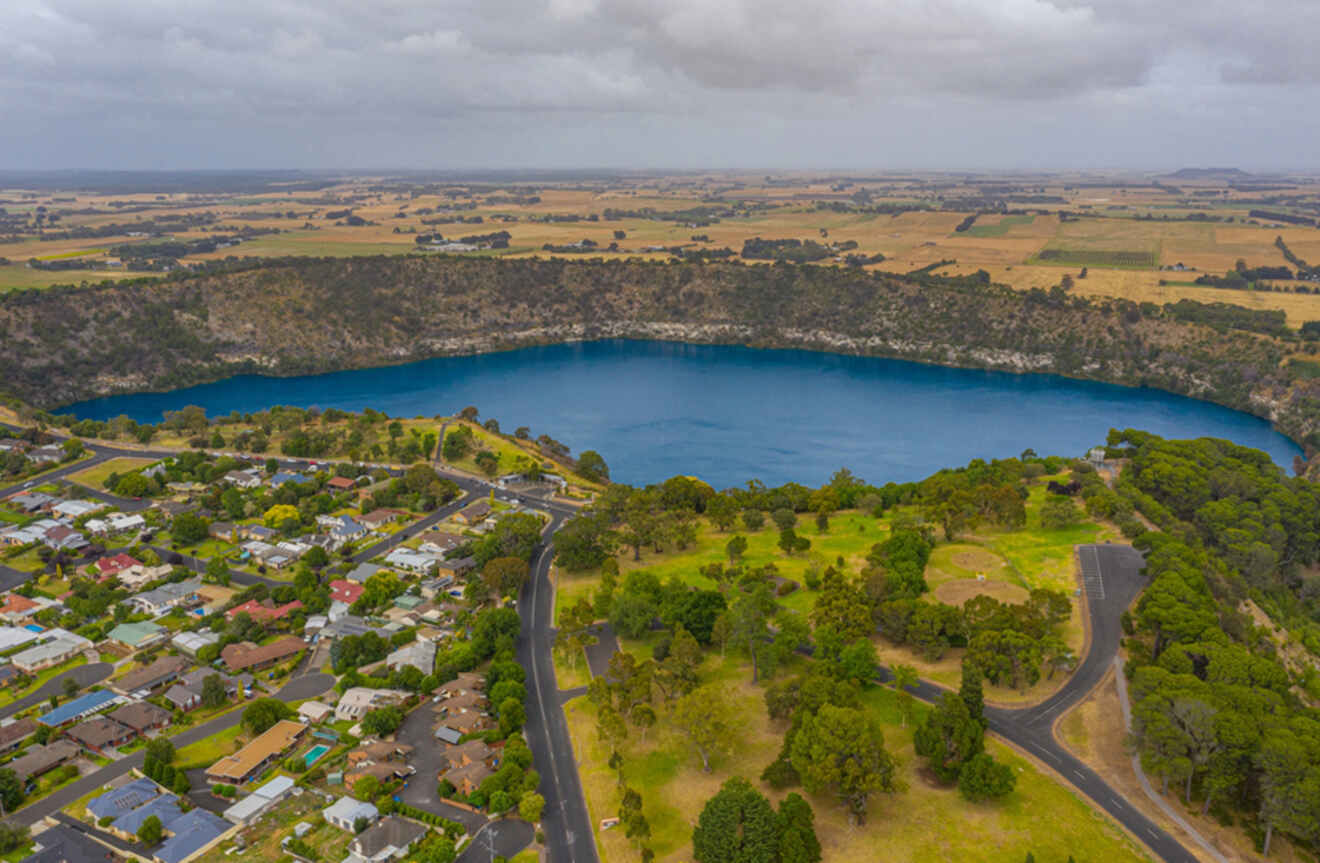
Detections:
[3, 0, 1319, 173]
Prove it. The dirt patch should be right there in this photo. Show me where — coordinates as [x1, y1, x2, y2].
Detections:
[933, 578, 1029, 606]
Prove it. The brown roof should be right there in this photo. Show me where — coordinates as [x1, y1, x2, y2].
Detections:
[114, 655, 190, 693]
[349, 741, 415, 764]
[221, 637, 305, 672]
[443, 739, 493, 769]
[66, 717, 133, 750]
[0, 719, 36, 748]
[109, 701, 172, 733]
[205, 720, 306, 782]
[346, 761, 411, 786]
[328, 476, 357, 490]
[456, 501, 491, 522]
[8, 740, 79, 779]
[439, 672, 484, 694]
[439, 691, 488, 714]
[442, 759, 492, 790]
[444, 711, 491, 735]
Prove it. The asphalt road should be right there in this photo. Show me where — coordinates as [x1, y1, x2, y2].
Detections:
[394, 697, 489, 835]
[12, 670, 335, 825]
[457, 818, 536, 863]
[519, 512, 599, 863]
[0, 662, 114, 721]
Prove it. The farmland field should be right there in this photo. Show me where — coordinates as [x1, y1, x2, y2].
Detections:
[5, 170, 1320, 321]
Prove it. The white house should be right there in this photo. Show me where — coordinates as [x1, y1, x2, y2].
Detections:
[382, 549, 436, 574]
[323, 796, 378, 832]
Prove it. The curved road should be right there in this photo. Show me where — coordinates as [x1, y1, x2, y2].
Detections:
[0, 663, 114, 721]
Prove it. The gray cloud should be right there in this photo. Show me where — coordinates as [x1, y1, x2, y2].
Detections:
[0, 0, 1317, 170]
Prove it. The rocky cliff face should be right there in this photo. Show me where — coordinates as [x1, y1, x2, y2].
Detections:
[0, 255, 1314, 448]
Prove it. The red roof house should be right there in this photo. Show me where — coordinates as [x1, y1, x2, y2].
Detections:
[225, 599, 303, 622]
[94, 553, 142, 579]
[330, 580, 365, 605]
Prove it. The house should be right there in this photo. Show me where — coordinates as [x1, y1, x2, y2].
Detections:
[112, 655, 190, 695]
[0, 593, 44, 625]
[344, 816, 427, 863]
[441, 759, 494, 796]
[109, 701, 172, 735]
[453, 501, 492, 525]
[434, 557, 476, 579]
[0, 718, 36, 753]
[323, 796, 379, 832]
[269, 471, 310, 487]
[107, 620, 168, 651]
[298, 701, 334, 724]
[276, 539, 311, 558]
[441, 739, 494, 770]
[438, 672, 484, 697]
[238, 524, 277, 542]
[318, 614, 388, 643]
[13, 630, 93, 674]
[23, 823, 117, 863]
[51, 499, 102, 519]
[334, 688, 409, 722]
[357, 509, 405, 529]
[93, 553, 143, 580]
[205, 720, 306, 784]
[107, 512, 146, 533]
[221, 775, 296, 825]
[223, 470, 262, 489]
[128, 578, 202, 616]
[226, 599, 303, 623]
[417, 576, 454, 600]
[163, 669, 250, 712]
[209, 521, 238, 542]
[86, 776, 162, 822]
[172, 629, 220, 657]
[37, 689, 123, 727]
[434, 726, 462, 745]
[327, 476, 358, 493]
[329, 580, 364, 605]
[42, 524, 88, 551]
[8, 739, 80, 783]
[345, 563, 383, 584]
[145, 807, 230, 863]
[417, 531, 464, 556]
[442, 707, 491, 736]
[116, 563, 172, 591]
[385, 638, 436, 676]
[8, 492, 58, 512]
[330, 518, 368, 544]
[383, 548, 436, 574]
[221, 637, 305, 673]
[436, 689, 488, 717]
[66, 717, 134, 753]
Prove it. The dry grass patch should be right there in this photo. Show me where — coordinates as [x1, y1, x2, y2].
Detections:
[933, 577, 1029, 607]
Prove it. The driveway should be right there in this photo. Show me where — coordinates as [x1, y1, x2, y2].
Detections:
[393, 702, 488, 835]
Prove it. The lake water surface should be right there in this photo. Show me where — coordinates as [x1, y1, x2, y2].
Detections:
[64, 340, 1302, 487]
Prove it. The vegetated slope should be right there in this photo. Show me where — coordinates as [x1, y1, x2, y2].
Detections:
[0, 255, 1314, 443]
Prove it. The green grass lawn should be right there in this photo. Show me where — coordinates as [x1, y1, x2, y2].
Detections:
[66, 457, 158, 490]
[566, 645, 1150, 863]
[176, 723, 244, 770]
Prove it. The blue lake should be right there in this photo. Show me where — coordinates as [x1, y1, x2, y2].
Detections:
[64, 340, 1302, 488]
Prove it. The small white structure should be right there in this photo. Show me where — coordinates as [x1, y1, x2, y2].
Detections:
[323, 796, 379, 832]
[298, 701, 334, 724]
[222, 775, 297, 825]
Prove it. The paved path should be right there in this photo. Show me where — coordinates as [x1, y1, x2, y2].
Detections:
[0, 662, 114, 720]
[394, 696, 489, 836]
[12, 671, 334, 825]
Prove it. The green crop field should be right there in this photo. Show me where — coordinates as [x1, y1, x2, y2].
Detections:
[963, 215, 1036, 237]
[1034, 248, 1158, 268]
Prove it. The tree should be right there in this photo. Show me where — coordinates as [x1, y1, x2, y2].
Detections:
[262, 504, 299, 529]
[771, 509, 796, 531]
[959, 661, 985, 727]
[482, 557, 529, 599]
[201, 673, 228, 709]
[474, 451, 499, 476]
[913, 692, 984, 783]
[890, 664, 918, 727]
[172, 511, 209, 545]
[303, 545, 330, 569]
[577, 450, 610, 483]
[519, 791, 546, 822]
[0, 822, 30, 855]
[137, 814, 164, 846]
[777, 528, 810, 556]
[554, 514, 615, 571]
[1039, 496, 1079, 530]
[691, 776, 780, 863]
[205, 555, 231, 586]
[742, 509, 766, 531]
[706, 494, 738, 531]
[62, 675, 79, 699]
[727, 585, 776, 683]
[958, 753, 1016, 801]
[362, 706, 406, 737]
[725, 535, 748, 564]
[835, 639, 878, 685]
[777, 793, 822, 863]
[242, 698, 294, 735]
[145, 737, 175, 765]
[353, 775, 380, 802]
[790, 704, 897, 824]
[671, 685, 739, 772]
[0, 769, 24, 812]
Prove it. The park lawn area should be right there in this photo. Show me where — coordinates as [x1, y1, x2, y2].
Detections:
[0, 655, 88, 709]
[66, 457, 158, 490]
[191, 792, 352, 863]
[175, 723, 245, 770]
[566, 649, 1150, 863]
[444, 420, 539, 478]
[0, 510, 28, 525]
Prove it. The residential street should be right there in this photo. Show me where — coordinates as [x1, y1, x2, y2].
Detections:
[0, 662, 114, 721]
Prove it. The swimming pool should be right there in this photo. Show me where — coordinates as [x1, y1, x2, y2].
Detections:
[304, 744, 331, 767]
